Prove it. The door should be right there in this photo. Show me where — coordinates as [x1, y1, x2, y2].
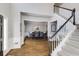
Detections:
[0, 15, 3, 56]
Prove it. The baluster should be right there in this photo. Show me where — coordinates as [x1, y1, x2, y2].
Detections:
[53, 40, 54, 50]
[55, 39, 56, 49]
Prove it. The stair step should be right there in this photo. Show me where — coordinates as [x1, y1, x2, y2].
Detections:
[62, 44, 79, 55]
[69, 37, 79, 42]
[71, 35, 79, 38]
[74, 29, 79, 32]
[72, 32, 79, 35]
[74, 32, 79, 34]
[76, 24, 79, 29]
[57, 51, 70, 56]
[65, 39, 79, 48]
[55, 29, 79, 56]
[74, 29, 79, 31]
[72, 33, 79, 36]
[57, 49, 76, 56]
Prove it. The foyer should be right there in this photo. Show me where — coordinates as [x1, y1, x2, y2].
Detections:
[7, 38, 49, 56]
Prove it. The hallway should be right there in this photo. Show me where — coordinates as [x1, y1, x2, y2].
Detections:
[7, 38, 49, 56]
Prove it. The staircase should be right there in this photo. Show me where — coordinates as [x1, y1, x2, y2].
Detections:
[56, 27, 79, 56]
[50, 5, 79, 56]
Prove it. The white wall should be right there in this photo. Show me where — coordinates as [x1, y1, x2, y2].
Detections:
[10, 3, 54, 48]
[0, 3, 13, 55]
[12, 3, 54, 16]
[48, 13, 75, 41]
[48, 21, 56, 41]
[24, 21, 47, 36]
[55, 14, 74, 41]
[0, 3, 54, 55]
[60, 3, 79, 24]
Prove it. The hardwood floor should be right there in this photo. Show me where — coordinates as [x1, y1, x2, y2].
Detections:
[7, 38, 49, 56]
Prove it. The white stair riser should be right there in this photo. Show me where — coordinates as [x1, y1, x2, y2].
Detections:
[72, 33, 79, 36]
[69, 37, 79, 42]
[65, 40, 79, 48]
[58, 49, 75, 56]
[62, 45, 79, 55]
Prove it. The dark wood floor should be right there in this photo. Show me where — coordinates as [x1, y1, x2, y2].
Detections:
[7, 38, 49, 56]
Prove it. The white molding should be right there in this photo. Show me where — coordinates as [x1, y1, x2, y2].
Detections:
[3, 38, 13, 56]
[3, 48, 11, 56]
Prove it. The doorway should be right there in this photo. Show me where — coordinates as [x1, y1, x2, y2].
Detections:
[6, 20, 49, 56]
[0, 15, 3, 56]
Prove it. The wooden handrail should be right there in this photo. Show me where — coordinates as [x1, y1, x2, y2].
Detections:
[72, 8, 76, 25]
[54, 5, 73, 11]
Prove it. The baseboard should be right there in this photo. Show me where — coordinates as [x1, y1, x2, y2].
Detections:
[3, 48, 11, 56]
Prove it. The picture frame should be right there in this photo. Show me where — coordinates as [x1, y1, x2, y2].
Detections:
[51, 21, 57, 32]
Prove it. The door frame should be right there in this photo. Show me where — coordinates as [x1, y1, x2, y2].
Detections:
[0, 15, 3, 56]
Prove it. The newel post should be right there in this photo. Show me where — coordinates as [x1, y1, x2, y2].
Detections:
[72, 8, 76, 25]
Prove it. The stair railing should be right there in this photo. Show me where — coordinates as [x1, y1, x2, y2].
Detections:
[48, 5, 76, 55]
